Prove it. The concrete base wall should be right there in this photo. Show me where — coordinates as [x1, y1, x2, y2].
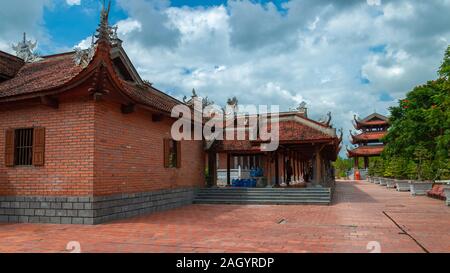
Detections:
[0, 187, 198, 225]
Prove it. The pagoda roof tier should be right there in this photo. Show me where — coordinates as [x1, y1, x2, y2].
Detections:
[347, 145, 384, 157]
[350, 131, 386, 144]
[353, 113, 389, 130]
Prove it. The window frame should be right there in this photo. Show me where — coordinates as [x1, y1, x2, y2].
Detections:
[14, 127, 34, 166]
[164, 138, 181, 169]
[4, 127, 45, 168]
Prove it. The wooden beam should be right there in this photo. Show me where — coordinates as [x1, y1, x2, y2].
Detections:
[121, 103, 135, 114]
[40, 96, 59, 109]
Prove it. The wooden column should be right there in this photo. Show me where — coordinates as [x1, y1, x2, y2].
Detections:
[281, 152, 285, 184]
[226, 153, 231, 186]
[315, 148, 322, 184]
[266, 153, 272, 186]
[207, 152, 217, 187]
[292, 152, 296, 182]
[275, 152, 279, 186]
[364, 157, 369, 169]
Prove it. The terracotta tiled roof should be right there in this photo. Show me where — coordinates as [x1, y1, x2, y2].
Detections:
[348, 145, 384, 157]
[213, 119, 337, 152]
[0, 52, 82, 99]
[120, 80, 182, 114]
[0, 50, 183, 114]
[354, 113, 389, 129]
[0, 51, 25, 79]
[351, 131, 386, 142]
[358, 120, 388, 126]
[360, 113, 388, 123]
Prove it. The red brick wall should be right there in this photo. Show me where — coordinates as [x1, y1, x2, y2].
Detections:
[0, 94, 95, 196]
[93, 99, 205, 196]
[0, 91, 205, 197]
[217, 153, 227, 169]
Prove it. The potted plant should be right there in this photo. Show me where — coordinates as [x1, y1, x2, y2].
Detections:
[445, 186, 450, 206]
[410, 180, 434, 195]
[409, 148, 434, 196]
[386, 178, 397, 189]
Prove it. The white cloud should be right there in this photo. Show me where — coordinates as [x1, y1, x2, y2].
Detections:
[105, 0, 450, 157]
[116, 19, 142, 35]
[0, 0, 50, 53]
[0, 0, 442, 157]
[367, 0, 381, 6]
[66, 0, 81, 6]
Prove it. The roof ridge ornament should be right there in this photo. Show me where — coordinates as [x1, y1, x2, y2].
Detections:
[12, 32, 42, 63]
[74, 0, 121, 67]
[94, 0, 120, 45]
[74, 32, 96, 68]
[95, 0, 112, 43]
[296, 101, 308, 117]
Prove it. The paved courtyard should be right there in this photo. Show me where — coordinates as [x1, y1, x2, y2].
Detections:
[0, 180, 449, 253]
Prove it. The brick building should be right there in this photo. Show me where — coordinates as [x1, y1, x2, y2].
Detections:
[0, 6, 204, 224]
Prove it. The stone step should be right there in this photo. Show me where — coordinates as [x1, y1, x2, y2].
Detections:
[195, 187, 332, 205]
[196, 194, 330, 199]
[196, 193, 331, 198]
[193, 199, 330, 205]
[198, 188, 330, 193]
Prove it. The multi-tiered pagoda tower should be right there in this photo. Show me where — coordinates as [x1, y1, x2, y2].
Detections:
[347, 113, 389, 169]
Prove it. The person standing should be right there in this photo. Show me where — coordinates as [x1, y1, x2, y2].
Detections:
[286, 160, 293, 186]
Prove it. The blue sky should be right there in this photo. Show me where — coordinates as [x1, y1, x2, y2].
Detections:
[1, 0, 450, 154]
[43, 0, 291, 51]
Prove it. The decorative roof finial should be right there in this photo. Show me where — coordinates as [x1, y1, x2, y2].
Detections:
[12, 32, 41, 62]
[95, 0, 112, 43]
[296, 101, 308, 117]
[192, 88, 198, 98]
[325, 111, 332, 126]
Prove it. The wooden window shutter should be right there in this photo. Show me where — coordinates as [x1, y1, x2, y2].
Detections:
[32, 127, 45, 166]
[4, 129, 15, 167]
[176, 141, 182, 168]
[163, 138, 170, 168]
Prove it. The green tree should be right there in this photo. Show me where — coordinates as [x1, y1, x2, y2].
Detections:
[381, 45, 450, 180]
[383, 159, 394, 178]
[333, 157, 353, 178]
[405, 160, 417, 180]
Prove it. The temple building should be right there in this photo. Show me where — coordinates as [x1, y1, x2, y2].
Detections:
[205, 106, 342, 190]
[347, 113, 389, 169]
[0, 3, 343, 224]
[0, 4, 204, 224]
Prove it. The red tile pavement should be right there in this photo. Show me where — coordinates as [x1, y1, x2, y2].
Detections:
[0, 180, 449, 253]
